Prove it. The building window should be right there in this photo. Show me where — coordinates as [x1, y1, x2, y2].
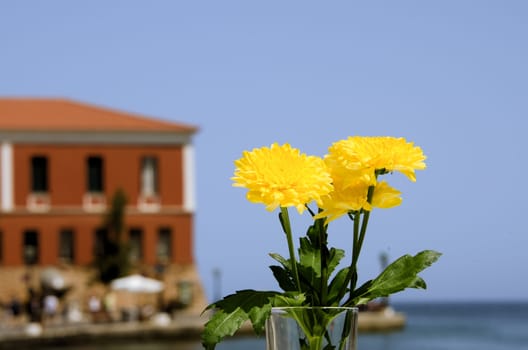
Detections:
[141, 156, 158, 196]
[31, 156, 48, 192]
[59, 229, 74, 263]
[23, 230, 39, 265]
[129, 228, 143, 262]
[157, 227, 172, 261]
[87, 156, 104, 192]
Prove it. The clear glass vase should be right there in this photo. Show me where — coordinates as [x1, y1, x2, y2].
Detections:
[265, 306, 358, 350]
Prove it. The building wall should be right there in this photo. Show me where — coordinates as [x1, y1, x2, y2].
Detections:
[0, 101, 203, 312]
[0, 142, 196, 267]
[0, 209, 201, 316]
[12, 144, 184, 207]
[0, 212, 194, 267]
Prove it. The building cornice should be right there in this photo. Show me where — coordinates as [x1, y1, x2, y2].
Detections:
[0, 130, 194, 145]
[0, 205, 194, 216]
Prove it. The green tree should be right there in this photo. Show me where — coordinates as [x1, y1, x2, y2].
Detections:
[93, 188, 131, 284]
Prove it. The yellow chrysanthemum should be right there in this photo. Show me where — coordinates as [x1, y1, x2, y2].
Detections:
[232, 143, 333, 214]
[315, 178, 372, 222]
[316, 179, 402, 222]
[326, 136, 426, 182]
[371, 181, 402, 208]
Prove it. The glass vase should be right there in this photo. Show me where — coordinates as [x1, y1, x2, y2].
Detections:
[265, 306, 358, 350]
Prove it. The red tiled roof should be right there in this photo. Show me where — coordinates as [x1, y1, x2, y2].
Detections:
[0, 98, 197, 133]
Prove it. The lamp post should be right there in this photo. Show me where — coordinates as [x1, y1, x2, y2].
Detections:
[212, 268, 222, 302]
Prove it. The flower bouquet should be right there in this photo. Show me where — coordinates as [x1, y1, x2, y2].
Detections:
[202, 136, 441, 350]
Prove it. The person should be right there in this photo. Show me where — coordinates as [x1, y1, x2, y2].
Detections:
[9, 295, 21, 317]
[140, 303, 155, 321]
[63, 300, 83, 323]
[28, 294, 42, 323]
[43, 294, 59, 325]
[88, 294, 101, 322]
[7, 295, 22, 325]
[103, 291, 117, 322]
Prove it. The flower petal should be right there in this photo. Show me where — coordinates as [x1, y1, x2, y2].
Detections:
[232, 143, 333, 212]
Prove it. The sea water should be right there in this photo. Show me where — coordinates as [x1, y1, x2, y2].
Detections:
[356, 301, 528, 350]
[40, 302, 528, 350]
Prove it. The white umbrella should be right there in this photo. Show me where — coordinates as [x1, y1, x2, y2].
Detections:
[110, 274, 164, 293]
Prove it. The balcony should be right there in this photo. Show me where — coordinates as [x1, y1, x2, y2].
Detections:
[137, 194, 161, 212]
[83, 193, 107, 212]
[26, 193, 51, 212]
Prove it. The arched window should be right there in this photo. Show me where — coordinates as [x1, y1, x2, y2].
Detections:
[141, 156, 158, 196]
[31, 156, 48, 192]
[87, 156, 104, 192]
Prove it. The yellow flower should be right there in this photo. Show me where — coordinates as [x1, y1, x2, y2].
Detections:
[371, 181, 402, 208]
[316, 177, 372, 222]
[315, 136, 422, 222]
[326, 136, 426, 182]
[316, 179, 401, 222]
[232, 143, 333, 214]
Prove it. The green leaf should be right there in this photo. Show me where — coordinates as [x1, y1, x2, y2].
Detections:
[202, 290, 279, 349]
[279, 210, 289, 235]
[269, 252, 291, 269]
[272, 292, 306, 307]
[327, 267, 351, 305]
[349, 250, 441, 305]
[202, 308, 247, 350]
[326, 247, 346, 276]
[306, 218, 326, 245]
[349, 279, 373, 300]
[298, 236, 322, 297]
[247, 302, 273, 333]
[299, 236, 321, 277]
[269, 265, 297, 291]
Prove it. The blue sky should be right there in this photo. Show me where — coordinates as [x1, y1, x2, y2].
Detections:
[1, 1, 527, 302]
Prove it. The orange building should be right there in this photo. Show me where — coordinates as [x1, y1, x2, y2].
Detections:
[0, 98, 205, 313]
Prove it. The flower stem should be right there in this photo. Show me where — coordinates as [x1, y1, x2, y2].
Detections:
[348, 184, 375, 301]
[350, 211, 361, 291]
[281, 207, 301, 291]
[317, 218, 328, 305]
